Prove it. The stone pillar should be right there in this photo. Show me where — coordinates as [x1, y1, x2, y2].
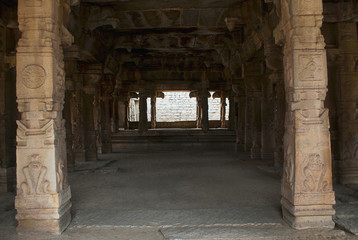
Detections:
[251, 91, 262, 160]
[0, 24, 16, 192]
[71, 75, 86, 163]
[83, 87, 98, 161]
[64, 79, 74, 170]
[232, 82, 246, 151]
[261, 76, 275, 160]
[274, 0, 335, 229]
[94, 89, 102, 154]
[150, 92, 157, 129]
[196, 96, 202, 128]
[101, 75, 113, 153]
[111, 89, 119, 133]
[15, 0, 72, 233]
[220, 91, 227, 128]
[337, 22, 358, 184]
[228, 92, 235, 131]
[244, 86, 254, 152]
[124, 99, 129, 130]
[64, 47, 79, 170]
[273, 72, 285, 168]
[201, 71, 209, 132]
[138, 88, 148, 132]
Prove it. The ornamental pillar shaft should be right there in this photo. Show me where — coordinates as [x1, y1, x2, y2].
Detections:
[138, 88, 148, 132]
[337, 22, 358, 184]
[275, 0, 335, 229]
[15, 0, 72, 234]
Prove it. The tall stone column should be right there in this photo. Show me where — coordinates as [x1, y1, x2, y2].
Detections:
[244, 86, 254, 152]
[274, 0, 335, 229]
[232, 82, 245, 151]
[273, 72, 285, 168]
[228, 92, 235, 131]
[83, 87, 97, 161]
[220, 91, 227, 128]
[101, 75, 113, 153]
[71, 75, 86, 163]
[111, 89, 119, 133]
[201, 71, 209, 132]
[138, 88, 148, 132]
[0, 24, 16, 192]
[261, 76, 275, 160]
[150, 92, 157, 129]
[15, 0, 72, 233]
[337, 22, 358, 184]
[93, 89, 102, 154]
[124, 99, 129, 130]
[251, 91, 262, 160]
[196, 96, 202, 128]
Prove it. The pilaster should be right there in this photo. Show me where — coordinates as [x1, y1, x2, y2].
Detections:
[15, 0, 72, 234]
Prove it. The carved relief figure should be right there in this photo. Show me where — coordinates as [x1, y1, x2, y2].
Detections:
[342, 133, 358, 162]
[284, 139, 294, 190]
[56, 159, 64, 191]
[299, 56, 322, 81]
[303, 153, 328, 192]
[20, 154, 50, 195]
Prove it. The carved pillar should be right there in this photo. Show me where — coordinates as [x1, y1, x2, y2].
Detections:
[124, 99, 129, 130]
[251, 91, 262, 160]
[71, 75, 86, 163]
[228, 92, 235, 131]
[138, 88, 148, 132]
[232, 82, 245, 151]
[244, 86, 254, 152]
[196, 96, 202, 128]
[101, 75, 113, 153]
[64, 78, 74, 170]
[337, 22, 358, 184]
[274, 0, 335, 229]
[201, 71, 209, 132]
[15, 0, 72, 233]
[64, 47, 79, 170]
[150, 92, 157, 129]
[93, 90, 102, 154]
[261, 76, 275, 160]
[0, 24, 16, 192]
[264, 36, 285, 166]
[273, 72, 285, 167]
[111, 89, 119, 133]
[83, 87, 97, 161]
[220, 91, 227, 128]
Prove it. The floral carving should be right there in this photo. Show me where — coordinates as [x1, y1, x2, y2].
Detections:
[21, 64, 46, 89]
[20, 154, 50, 195]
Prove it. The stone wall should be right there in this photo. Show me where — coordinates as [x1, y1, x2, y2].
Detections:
[129, 91, 229, 122]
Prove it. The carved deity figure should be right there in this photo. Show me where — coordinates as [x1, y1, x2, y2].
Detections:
[303, 153, 328, 193]
[20, 154, 50, 195]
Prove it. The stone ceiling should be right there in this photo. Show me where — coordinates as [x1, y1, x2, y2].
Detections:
[69, 0, 248, 90]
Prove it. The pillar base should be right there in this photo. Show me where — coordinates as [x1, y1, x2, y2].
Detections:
[339, 163, 358, 185]
[0, 167, 16, 192]
[281, 197, 335, 230]
[261, 152, 274, 160]
[74, 150, 86, 163]
[15, 186, 72, 235]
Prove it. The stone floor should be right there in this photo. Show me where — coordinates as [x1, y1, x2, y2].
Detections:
[1, 149, 358, 239]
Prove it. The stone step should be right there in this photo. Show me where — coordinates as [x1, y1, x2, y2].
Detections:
[111, 129, 236, 152]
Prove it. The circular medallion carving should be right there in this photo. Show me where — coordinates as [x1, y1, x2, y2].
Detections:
[22, 64, 46, 89]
